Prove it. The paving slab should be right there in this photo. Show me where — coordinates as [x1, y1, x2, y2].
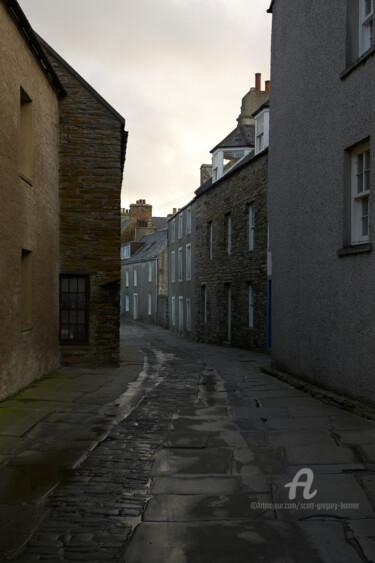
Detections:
[268, 429, 336, 447]
[163, 432, 210, 449]
[0, 408, 47, 437]
[124, 520, 363, 563]
[174, 406, 230, 418]
[151, 448, 233, 475]
[151, 475, 270, 495]
[266, 417, 332, 430]
[171, 417, 239, 433]
[347, 519, 375, 562]
[233, 447, 286, 476]
[232, 407, 290, 418]
[0, 505, 49, 560]
[285, 445, 359, 465]
[207, 430, 266, 448]
[144, 493, 274, 521]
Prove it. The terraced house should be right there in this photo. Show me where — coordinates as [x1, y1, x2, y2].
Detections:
[194, 75, 270, 351]
[267, 0, 375, 403]
[0, 0, 127, 399]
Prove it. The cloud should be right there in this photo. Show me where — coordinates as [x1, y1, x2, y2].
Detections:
[19, 0, 271, 214]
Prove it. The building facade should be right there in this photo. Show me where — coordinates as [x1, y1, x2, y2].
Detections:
[41, 39, 127, 366]
[167, 201, 196, 337]
[0, 0, 64, 399]
[194, 77, 270, 351]
[121, 230, 168, 327]
[267, 0, 375, 402]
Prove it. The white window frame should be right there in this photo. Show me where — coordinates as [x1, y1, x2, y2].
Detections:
[178, 296, 184, 332]
[171, 219, 176, 243]
[186, 298, 191, 331]
[178, 247, 183, 281]
[211, 147, 251, 183]
[248, 206, 255, 250]
[202, 284, 207, 324]
[171, 296, 176, 326]
[148, 262, 152, 282]
[226, 213, 231, 256]
[125, 270, 129, 287]
[186, 243, 191, 280]
[125, 294, 130, 312]
[134, 268, 137, 287]
[359, 0, 373, 56]
[171, 250, 176, 283]
[186, 206, 192, 234]
[351, 141, 370, 245]
[254, 109, 270, 155]
[178, 213, 183, 239]
[248, 284, 254, 328]
[148, 293, 152, 316]
[124, 244, 130, 259]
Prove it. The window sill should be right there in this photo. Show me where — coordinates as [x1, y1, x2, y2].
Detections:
[341, 46, 375, 80]
[337, 243, 373, 257]
[19, 173, 33, 186]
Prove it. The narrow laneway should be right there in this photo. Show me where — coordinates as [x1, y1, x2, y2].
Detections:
[8, 321, 375, 561]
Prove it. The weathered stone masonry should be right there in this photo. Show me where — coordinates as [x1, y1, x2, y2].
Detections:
[195, 152, 268, 351]
[42, 40, 127, 365]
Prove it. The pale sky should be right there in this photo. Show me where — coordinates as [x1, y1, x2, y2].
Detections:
[19, 0, 271, 216]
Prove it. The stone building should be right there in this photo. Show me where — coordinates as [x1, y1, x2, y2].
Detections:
[40, 38, 127, 365]
[167, 201, 196, 337]
[121, 230, 168, 327]
[194, 76, 270, 351]
[267, 1, 375, 402]
[0, 0, 64, 399]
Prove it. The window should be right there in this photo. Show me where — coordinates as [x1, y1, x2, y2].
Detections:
[171, 219, 176, 242]
[226, 284, 231, 343]
[148, 262, 152, 282]
[186, 243, 191, 280]
[178, 296, 184, 332]
[351, 141, 370, 244]
[186, 298, 191, 331]
[225, 213, 231, 256]
[124, 245, 130, 259]
[125, 294, 130, 312]
[186, 206, 192, 234]
[248, 284, 254, 328]
[133, 294, 138, 320]
[171, 296, 176, 326]
[21, 249, 32, 330]
[248, 206, 255, 250]
[254, 109, 269, 154]
[134, 269, 137, 287]
[211, 148, 250, 182]
[148, 293, 152, 316]
[178, 213, 183, 239]
[201, 284, 207, 323]
[359, 0, 373, 56]
[178, 247, 183, 281]
[60, 275, 89, 344]
[125, 270, 129, 287]
[19, 88, 32, 183]
[171, 250, 176, 283]
[208, 222, 213, 260]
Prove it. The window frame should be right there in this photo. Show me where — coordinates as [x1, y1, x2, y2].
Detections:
[178, 247, 183, 281]
[148, 293, 152, 316]
[186, 298, 191, 331]
[171, 219, 176, 242]
[248, 284, 254, 329]
[178, 213, 183, 239]
[248, 205, 255, 251]
[186, 243, 191, 280]
[186, 206, 192, 234]
[208, 222, 213, 260]
[171, 250, 176, 283]
[351, 141, 371, 245]
[225, 213, 232, 256]
[359, 0, 373, 56]
[59, 274, 89, 345]
[171, 296, 176, 326]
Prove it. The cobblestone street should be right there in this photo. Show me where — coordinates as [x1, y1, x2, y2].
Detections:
[0, 321, 374, 561]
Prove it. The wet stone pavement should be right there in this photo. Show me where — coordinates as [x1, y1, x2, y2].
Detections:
[0, 321, 374, 562]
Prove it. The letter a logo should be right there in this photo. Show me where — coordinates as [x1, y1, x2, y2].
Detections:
[285, 468, 317, 500]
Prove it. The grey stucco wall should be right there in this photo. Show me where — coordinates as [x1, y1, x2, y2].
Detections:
[268, 1, 375, 402]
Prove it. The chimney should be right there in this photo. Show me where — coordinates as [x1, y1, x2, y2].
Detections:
[255, 73, 261, 91]
[173, 208, 177, 214]
[265, 80, 270, 92]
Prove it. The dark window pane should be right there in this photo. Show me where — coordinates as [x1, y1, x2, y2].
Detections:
[70, 278, 78, 292]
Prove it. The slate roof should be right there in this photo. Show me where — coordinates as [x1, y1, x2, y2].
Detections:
[151, 217, 168, 230]
[210, 123, 255, 153]
[123, 229, 167, 264]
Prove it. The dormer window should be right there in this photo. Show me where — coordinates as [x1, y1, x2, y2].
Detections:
[254, 108, 269, 155]
[212, 148, 251, 183]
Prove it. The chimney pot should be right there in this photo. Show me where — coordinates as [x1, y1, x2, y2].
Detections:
[255, 73, 261, 91]
[265, 80, 270, 92]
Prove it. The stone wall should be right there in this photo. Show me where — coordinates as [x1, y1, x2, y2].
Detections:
[43, 42, 126, 365]
[0, 3, 61, 398]
[195, 153, 268, 351]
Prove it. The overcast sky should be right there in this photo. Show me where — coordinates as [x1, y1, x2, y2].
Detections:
[19, 0, 271, 216]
